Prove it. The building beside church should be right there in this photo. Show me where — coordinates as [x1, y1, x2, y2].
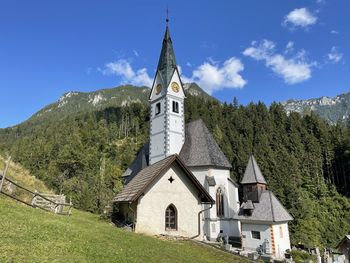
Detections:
[235, 156, 293, 258]
[113, 19, 292, 259]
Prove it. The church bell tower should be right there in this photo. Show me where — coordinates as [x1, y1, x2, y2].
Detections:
[149, 18, 185, 165]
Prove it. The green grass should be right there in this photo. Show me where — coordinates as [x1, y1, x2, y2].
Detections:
[0, 197, 247, 263]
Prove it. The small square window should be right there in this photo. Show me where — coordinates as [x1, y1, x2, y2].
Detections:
[251, 231, 261, 240]
[172, 101, 179, 113]
[155, 103, 161, 115]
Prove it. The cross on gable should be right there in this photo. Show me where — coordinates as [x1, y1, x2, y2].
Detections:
[168, 176, 174, 183]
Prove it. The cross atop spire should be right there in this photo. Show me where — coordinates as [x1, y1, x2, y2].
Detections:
[166, 7, 169, 25]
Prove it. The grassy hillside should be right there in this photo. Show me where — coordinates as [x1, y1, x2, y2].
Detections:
[0, 197, 246, 263]
[0, 155, 50, 192]
[0, 155, 52, 203]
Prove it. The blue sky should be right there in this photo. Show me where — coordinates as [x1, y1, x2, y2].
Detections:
[0, 0, 349, 128]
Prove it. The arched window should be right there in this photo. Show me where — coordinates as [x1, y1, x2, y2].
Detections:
[165, 204, 177, 230]
[216, 188, 225, 217]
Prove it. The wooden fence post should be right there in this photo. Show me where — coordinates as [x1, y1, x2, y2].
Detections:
[0, 156, 11, 193]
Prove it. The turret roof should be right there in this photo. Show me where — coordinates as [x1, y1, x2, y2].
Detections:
[241, 155, 267, 185]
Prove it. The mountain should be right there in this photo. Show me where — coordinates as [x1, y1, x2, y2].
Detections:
[24, 83, 214, 127]
[282, 92, 350, 124]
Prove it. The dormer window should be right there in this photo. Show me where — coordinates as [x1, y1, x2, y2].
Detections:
[155, 103, 161, 115]
[172, 101, 179, 113]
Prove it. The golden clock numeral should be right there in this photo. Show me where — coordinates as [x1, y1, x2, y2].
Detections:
[171, 82, 180, 93]
[156, 84, 162, 94]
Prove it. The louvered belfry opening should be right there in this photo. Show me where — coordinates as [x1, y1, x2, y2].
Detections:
[165, 204, 177, 230]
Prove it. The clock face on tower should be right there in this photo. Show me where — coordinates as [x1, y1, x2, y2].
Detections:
[171, 82, 180, 93]
[156, 83, 162, 95]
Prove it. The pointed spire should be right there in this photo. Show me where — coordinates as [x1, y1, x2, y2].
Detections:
[156, 14, 178, 88]
[241, 155, 267, 185]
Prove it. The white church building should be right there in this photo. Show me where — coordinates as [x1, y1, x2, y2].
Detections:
[113, 20, 293, 259]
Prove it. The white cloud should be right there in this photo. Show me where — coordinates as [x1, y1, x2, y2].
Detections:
[330, 30, 339, 34]
[285, 41, 294, 54]
[133, 50, 139, 57]
[283, 8, 317, 29]
[243, 39, 315, 84]
[181, 57, 247, 94]
[100, 59, 152, 87]
[177, 65, 182, 75]
[327, 47, 343, 63]
[99, 56, 247, 94]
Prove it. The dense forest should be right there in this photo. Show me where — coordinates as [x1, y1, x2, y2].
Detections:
[0, 94, 349, 248]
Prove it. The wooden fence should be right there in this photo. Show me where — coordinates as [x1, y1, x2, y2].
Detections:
[0, 171, 73, 215]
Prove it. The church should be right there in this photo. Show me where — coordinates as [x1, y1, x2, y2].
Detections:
[113, 19, 293, 259]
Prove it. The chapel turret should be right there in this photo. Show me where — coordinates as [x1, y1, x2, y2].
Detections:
[149, 18, 185, 165]
[240, 155, 267, 203]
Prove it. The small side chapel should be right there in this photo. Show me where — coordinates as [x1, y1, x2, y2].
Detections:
[113, 19, 293, 259]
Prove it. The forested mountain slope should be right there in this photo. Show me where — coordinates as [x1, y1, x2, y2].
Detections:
[15, 83, 213, 131]
[0, 87, 349, 248]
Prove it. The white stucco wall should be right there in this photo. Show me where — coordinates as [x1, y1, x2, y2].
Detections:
[135, 164, 203, 238]
[228, 179, 240, 216]
[241, 222, 291, 258]
[190, 168, 207, 185]
[150, 133, 165, 158]
[190, 167, 241, 239]
[151, 114, 165, 134]
[169, 112, 183, 133]
[273, 223, 291, 258]
[192, 168, 239, 219]
[241, 223, 272, 252]
[168, 133, 183, 155]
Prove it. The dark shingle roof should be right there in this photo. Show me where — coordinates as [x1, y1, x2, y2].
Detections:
[179, 119, 232, 169]
[114, 154, 214, 204]
[234, 191, 293, 223]
[242, 200, 254, 210]
[241, 155, 267, 185]
[121, 143, 149, 184]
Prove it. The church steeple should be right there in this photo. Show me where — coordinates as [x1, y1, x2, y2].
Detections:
[148, 17, 186, 165]
[156, 20, 178, 89]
